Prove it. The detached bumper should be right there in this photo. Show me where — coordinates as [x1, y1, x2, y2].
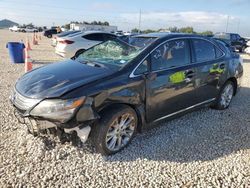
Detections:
[14, 109, 57, 134]
[13, 109, 91, 143]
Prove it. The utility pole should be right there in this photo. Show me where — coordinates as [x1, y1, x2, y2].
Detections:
[226, 15, 229, 33]
[138, 9, 141, 33]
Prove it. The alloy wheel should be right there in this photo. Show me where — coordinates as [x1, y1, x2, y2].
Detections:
[105, 113, 136, 152]
[220, 83, 234, 108]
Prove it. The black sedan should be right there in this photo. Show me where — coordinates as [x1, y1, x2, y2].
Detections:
[10, 33, 243, 155]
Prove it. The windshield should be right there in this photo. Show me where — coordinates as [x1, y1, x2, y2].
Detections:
[76, 37, 156, 67]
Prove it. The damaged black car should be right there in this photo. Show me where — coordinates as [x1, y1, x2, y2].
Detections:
[10, 33, 243, 155]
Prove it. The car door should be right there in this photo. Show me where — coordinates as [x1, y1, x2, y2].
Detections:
[190, 38, 226, 102]
[145, 38, 198, 122]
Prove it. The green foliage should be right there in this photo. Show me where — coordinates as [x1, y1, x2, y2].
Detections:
[198, 31, 214, 36]
[178, 27, 195, 34]
[21, 23, 34, 28]
[131, 28, 140, 33]
[70, 21, 110, 26]
[131, 26, 213, 35]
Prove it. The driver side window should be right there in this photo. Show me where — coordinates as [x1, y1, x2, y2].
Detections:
[151, 39, 190, 71]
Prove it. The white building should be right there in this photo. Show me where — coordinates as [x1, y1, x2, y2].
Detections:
[70, 23, 117, 33]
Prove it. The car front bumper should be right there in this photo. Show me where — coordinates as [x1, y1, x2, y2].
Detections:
[10, 89, 93, 143]
[13, 107, 91, 143]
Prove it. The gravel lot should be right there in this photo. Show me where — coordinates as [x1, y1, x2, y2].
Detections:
[0, 29, 250, 187]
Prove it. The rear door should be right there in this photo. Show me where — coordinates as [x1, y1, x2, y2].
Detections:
[145, 38, 198, 122]
[190, 38, 227, 102]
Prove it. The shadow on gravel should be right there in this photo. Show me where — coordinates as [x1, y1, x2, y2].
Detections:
[103, 87, 250, 163]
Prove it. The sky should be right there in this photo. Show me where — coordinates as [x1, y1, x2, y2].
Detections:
[0, 0, 249, 36]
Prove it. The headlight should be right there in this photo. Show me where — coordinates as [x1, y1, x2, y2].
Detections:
[30, 97, 85, 122]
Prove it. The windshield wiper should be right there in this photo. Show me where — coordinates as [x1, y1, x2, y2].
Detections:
[82, 60, 107, 69]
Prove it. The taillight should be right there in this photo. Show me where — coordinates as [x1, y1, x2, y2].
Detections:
[59, 40, 74, 44]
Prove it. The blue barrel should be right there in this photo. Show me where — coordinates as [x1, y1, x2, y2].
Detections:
[6, 42, 25, 63]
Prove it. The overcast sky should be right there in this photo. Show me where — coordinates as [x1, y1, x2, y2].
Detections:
[0, 0, 249, 36]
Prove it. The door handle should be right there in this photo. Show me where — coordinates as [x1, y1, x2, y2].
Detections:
[220, 63, 225, 69]
[185, 70, 195, 78]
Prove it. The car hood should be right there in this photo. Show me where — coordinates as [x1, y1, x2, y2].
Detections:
[15, 60, 114, 99]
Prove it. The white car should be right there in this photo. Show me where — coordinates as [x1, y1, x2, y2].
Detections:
[9, 25, 20, 32]
[55, 31, 116, 58]
[23, 27, 38, 33]
[245, 47, 250, 55]
[247, 40, 250, 47]
[51, 30, 81, 47]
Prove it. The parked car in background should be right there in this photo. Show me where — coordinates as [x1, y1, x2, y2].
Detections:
[51, 30, 81, 47]
[10, 33, 243, 155]
[21, 27, 38, 33]
[55, 31, 116, 58]
[44, 28, 59, 38]
[247, 40, 250, 47]
[245, 47, 250, 55]
[9, 25, 20, 32]
[214, 32, 248, 53]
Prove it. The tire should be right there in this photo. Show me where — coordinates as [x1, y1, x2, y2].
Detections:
[91, 105, 138, 155]
[47, 34, 52, 38]
[213, 81, 235, 110]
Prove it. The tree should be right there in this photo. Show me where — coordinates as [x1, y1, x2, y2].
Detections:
[199, 31, 214, 36]
[64, 23, 70, 30]
[168, 26, 178, 33]
[179, 27, 195, 34]
[103, 21, 109, 26]
[143, 29, 156, 34]
[131, 28, 140, 33]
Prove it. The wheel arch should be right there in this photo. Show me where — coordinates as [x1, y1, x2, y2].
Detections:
[97, 102, 145, 133]
[227, 77, 238, 95]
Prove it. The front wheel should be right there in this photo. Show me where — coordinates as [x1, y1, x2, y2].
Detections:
[91, 105, 138, 155]
[214, 81, 235, 110]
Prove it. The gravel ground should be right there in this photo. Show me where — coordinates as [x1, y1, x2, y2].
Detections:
[1, 29, 250, 187]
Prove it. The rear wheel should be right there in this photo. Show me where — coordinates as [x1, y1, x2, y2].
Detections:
[214, 81, 235, 110]
[91, 105, 138, 155]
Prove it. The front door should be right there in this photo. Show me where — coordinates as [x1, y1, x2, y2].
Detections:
[146, 39, 198, 122]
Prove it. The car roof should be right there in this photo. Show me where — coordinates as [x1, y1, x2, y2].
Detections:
[64, 30, 116, 39]
[134, 32, 206, 41]
[81, 30, 115, 35]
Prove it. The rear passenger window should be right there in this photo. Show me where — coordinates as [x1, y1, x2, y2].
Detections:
[151, 39, 190, 71]
[83, 34, 104, 41]
[103, 34, 116, 41]
[192, 39, 216, 62]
